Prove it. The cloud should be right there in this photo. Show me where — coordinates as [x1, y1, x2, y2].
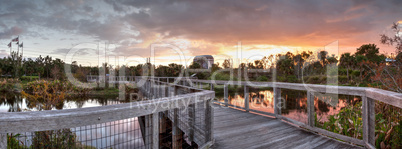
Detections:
[1, 0, 401, 61]
[0, 26, 23, 39]
[116, 0, 402, 47]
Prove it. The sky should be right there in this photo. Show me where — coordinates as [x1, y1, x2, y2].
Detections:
[0, 0, 401, 67]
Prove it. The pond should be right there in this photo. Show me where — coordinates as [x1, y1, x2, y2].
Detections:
[0, 93, 147, 148]
[214, 86, 362, 124]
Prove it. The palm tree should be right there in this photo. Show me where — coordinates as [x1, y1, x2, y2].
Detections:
[339, 53, 355, 79]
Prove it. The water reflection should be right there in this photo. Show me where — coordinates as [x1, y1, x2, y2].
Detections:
[0, 93, 126, 112]
[216, 88, 360, 124]
[1, 93, 147, 148]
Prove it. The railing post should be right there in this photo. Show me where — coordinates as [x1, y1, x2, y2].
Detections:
[0, 133, 6, 149]
[210, 83, 214, 91]
[307, 91, 315, 127]
[152, 113, 159, 149]
[244, 86, 249, 112]
[161, 84, 166, 98]
[145, 115, 152, 149]
[274, 87, 281, 115]
[205, 99, 213, 143]
[165, 85, 169, 98]
[363, 96, 375, 146]
[158, 83, 162, 99]
[153, 81, 157, 99]
[188, 103, 195, 142]
[159, 112, 167, 146]
[224, 84, 228, 106]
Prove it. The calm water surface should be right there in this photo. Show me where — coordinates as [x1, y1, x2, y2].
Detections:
[0, 93, 146, 148]
[215, 87, 361, 124]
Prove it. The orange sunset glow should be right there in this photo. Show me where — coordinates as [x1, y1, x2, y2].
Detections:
[0, 0, 401, 66]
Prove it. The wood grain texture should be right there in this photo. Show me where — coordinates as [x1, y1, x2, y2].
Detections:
[212, 106, 361, 149]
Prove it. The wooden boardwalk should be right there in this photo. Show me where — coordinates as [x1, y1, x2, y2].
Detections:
[212, 107, 361, 149]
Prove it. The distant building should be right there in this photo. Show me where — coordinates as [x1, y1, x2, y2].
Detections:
[193, 55, 214, 69]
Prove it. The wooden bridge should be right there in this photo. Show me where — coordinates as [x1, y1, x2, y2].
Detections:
[1, 76, 401, 148]
[146, 77, 401, 149]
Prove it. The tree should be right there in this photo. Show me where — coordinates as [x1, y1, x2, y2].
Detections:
[355, 55, 368, 82]
[318, 50, 328, 66]
[380, 22, 402, 54]
[222, 59, 232, 69]
[355, 44, 385, 63]
[339, 53, 355, 79]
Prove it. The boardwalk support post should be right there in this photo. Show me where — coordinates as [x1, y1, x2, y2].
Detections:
[172, 109, 183, 149]
[145, 115, 152, 149]
[152, 113, 159, 149]
[307, 91, 315, 127]
[159, 113, 167, 146]
[363, 96, 375, 146]
[188, 103, 195, 142]
[274, 87, 281, 115]
[244, 86, 249, 112]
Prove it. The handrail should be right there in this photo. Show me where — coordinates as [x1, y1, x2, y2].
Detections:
[136, 76, 215, 148]
[0, 90, 213, 133]
[0, 77, 214, 149]
[164, 78, 401, 148]
[188, 79, 402, 108]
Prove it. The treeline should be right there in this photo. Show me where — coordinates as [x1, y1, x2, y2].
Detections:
[185, 43, 401, 92]
[0, 45, 400, 92]
[0, 52, 64, 79]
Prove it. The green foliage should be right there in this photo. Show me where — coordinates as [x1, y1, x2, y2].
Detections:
[287, 75, 298, 83]
[0, 78, 21, 92]
[306, 76, 320, 84]
[327, 67, 338, 76]
[338, 68, 347, 76]
[277, 76, 287, 82]
[351, 70, 360, 77]
[20, 76, 39, 82]
[209, 72, 238, 81]
[356, 44, 386, 64]
[7, 134, 27, 149]
[338, 75, 348, 84]
[32, 129, 76, 149]
[316, 102, 363, 139]
[256, 76, 268, 81]
[374, 103, 402, 149]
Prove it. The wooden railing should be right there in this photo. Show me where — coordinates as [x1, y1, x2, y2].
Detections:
[170, 78, 401, 149]
[0, 77, 214, 149]
[135, 76, 214, 148]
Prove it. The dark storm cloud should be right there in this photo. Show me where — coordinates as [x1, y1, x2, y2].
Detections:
[0, 0, 401, 56]
[0, 0, 139, 42]
[111, 0, 402, 46]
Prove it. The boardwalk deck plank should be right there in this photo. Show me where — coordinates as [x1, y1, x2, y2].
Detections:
[212, 105, 361, 149]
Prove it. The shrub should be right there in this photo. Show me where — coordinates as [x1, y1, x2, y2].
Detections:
[319, 76, 327, 83]
[20, 76, 39, 82]
[306, 76, 320, 84]
[338, 75, 348, 84]
[209, 72, 238, 81]
[287, 75, 298, 83]
[338, 68, 347, 76]
[256, 76, 269, 81]
[277, 76, 286, 82]
[351, 70, 360, 77]
[0, 78, 21, 92]
[315, 102, 363, 139]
